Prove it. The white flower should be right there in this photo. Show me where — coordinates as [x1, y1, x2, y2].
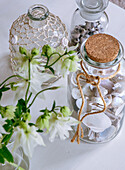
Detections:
[49, 114, 78, 142]
[13, 69, 55, 101]
[49, 46, 80, 77]
[12, 125, 45, 158]
[0, 115, 8, 138]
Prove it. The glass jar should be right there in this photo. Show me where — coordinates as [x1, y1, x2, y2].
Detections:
[68, 34, 125, 143]
[0, 142, 29, 170]
[69, 0, 109, 51]
[9, 4, 68, 86]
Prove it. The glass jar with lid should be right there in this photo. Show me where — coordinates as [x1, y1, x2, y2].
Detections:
[68, 33, 125, 143]
[69, 0, 109, 51]
[9, 4, 68, 86]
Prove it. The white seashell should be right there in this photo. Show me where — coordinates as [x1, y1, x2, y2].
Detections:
[105, 95, 112, 106]
[76, 98, 91, 112]
[82, 113, 111, 133]
[99, 126, 116, 140]
[112, 82, 125, 97]
[72, 88, 81, 100]
[111, 97, 124, 108]
[114, 103, 125, 116]
[95, 86, 108, 97]
[111, 74, 125, 84]
[82, 84, 94, 96]
[100, 80, 114, 94]
[88, 130, 95, 140]
[90, 95, 112, 107]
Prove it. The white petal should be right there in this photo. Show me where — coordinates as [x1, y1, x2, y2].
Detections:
[49, 126, 58, 142]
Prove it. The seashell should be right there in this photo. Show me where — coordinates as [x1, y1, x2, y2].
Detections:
[111, 74, 125, 84]
[82, 84, 94, 96]
[82, 113, 111, 133]
[111, 96, 124, 108]
[90, 95, 112, 107]
[114, 103, 125, 116]
[72, 88, 81, 100]
[99, 126, 116, 140]
[100, 80, 114, 94]
[88, 129, 95, 140]
[76, 98, 91, 113]
[85, 22, 92, 29]
[95, 86, 108, 97]
[71, 32, 80, 39]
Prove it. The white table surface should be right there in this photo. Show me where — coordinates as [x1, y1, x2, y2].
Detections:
[0, 0, 125, 170]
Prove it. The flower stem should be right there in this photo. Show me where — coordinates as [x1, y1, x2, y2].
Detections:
[47, 53, 62, 67]
[25, 59, 31, 105]
[28, 86, 59, 109]
[27, 92, 32, 103]
[0, 75, 25, 87]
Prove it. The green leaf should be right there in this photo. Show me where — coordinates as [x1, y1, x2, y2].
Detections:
[15, 99, 26, 118]
[52, 100, 56, 111]
[2, 132, 13, 144]
[0, 154, 5, 164]
[0, 86, 10, 92]
[0, 86, 10, 100]
[0, 146, 14, 163]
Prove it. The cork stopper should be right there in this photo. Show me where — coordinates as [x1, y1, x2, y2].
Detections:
[85, 34, 120, 63]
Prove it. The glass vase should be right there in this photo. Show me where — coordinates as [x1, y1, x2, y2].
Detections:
[9, 4, 68, 86]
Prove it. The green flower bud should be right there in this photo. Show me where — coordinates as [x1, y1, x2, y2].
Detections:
[60, 106, 71, 117]
[42, 45, 55, 56]
[3, 105, 16, 120]
[23, 112, 31, 121]
[20, 122, 28, 130]
[10, 83, 18, 91]
[67, 50, 76, 54]
[36, 115, 50, 131]
[31, 48, 39, 56]
[19, 46, 27, 55]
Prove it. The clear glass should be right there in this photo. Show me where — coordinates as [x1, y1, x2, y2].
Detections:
[69, 0, 109, 50]
[68, 41, 125, 143]
[9, 4, 68, 86]
[0, 142, 29, 170]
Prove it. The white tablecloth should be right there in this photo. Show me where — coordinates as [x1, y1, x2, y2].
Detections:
[0, 0, 125, 170]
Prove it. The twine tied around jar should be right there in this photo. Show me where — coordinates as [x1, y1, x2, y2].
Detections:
[71, 60, 121, 144]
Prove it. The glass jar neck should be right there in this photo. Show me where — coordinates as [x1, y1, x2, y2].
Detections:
[80, 40, 124, 70]
[27, 4, 49, 28]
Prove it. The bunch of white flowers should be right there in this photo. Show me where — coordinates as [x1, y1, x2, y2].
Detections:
[0, 44, 79, 169]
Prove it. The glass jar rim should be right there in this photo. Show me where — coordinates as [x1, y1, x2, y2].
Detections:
[76, 0, 109, 14]
[27, 4, 49, 21]
[80, 38, 124, 69]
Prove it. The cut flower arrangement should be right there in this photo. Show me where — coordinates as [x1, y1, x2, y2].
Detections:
[0, 44, 79, 169]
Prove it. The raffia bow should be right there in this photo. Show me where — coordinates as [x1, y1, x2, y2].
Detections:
[71, 60, 121, 144]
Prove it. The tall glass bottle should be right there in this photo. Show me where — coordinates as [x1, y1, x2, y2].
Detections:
[69, 0, 109, 50]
